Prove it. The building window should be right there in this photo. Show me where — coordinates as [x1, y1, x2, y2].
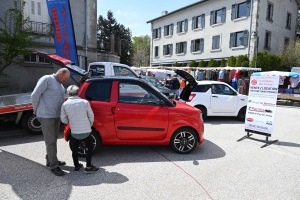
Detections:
[152, 27, 161, 39]
[31, 1, 35, 15]
[24, 54, 51, 64]
[192, 14, 205, 29]
[177, 19, 188, 33]
[266, 2, 274, 22]
[191, 38, 204, 52]
[212, 35, 221, 50]
[210, 7, 226, 25]
[164, 24, 173, 36]
[286, 12, 292, 29]
[231, 1, 251, 20]
[264, 31, 271, 50]
[176, 42, 187, 54]
[37, 2, 41, 16]
[163, 44, 173, 56]
[154, 46, 159, 57]
[229, 30, 248, 48]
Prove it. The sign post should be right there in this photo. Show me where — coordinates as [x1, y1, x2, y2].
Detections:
[238, 74, 279, 147]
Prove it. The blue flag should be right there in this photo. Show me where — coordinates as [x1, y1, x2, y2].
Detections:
[46, 0, 79, 69]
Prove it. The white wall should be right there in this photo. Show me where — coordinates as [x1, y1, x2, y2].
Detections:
[150, 0, 299, 66]
[256, 0, 298, 54]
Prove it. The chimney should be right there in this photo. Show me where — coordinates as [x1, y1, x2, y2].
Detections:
[161, 11, 168, 16]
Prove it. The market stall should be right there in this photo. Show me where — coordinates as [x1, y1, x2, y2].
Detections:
[252, 71, 300, 104]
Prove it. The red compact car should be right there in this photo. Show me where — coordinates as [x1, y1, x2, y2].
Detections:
[36, 52, 204, 155]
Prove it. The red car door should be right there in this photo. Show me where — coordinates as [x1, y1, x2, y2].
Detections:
[114, 81, 169, 140]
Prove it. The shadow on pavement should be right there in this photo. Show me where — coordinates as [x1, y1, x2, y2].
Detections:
[204, 116, 244, 125]
[0, 149, 128, 200]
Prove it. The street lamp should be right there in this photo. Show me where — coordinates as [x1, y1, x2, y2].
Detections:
[251, 31, 258, 68]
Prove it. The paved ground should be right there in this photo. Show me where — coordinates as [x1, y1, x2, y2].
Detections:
[0, 105, 300, 200]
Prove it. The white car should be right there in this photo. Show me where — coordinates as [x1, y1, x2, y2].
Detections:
[176, 70, 247, 121]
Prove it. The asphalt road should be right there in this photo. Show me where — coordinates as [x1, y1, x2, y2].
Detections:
[0, 105, 300, 200]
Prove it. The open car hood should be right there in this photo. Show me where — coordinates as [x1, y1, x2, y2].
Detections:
[32, 52, 88, 78]
[174, 69, 196, 84]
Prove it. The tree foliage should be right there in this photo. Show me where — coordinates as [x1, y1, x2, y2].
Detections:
[173, 62, 180, 67]
[97, 11, 133, 66]
[207, 59, 218, 67]
[227, 56, 236, 67]
[279, 40, 300, 69]
[132, 35, 150, 66]
[220, 58, 226, 67]
[250, 51, 283, 71]
[235, 55, 249, 67]
[189, 60, 198, 67]
[0, 0, 34, 76]
[198, 60, 206, 67]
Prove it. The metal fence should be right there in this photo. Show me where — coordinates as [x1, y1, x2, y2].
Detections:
[23, 21, 53, 35]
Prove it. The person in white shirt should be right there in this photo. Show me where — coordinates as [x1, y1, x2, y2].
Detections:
[61, 85, 99, 173]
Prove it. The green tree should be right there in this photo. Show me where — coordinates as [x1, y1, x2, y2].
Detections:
[189, 60, 197, 67]
[198, 60, 206, 67]
[235, 55, 249, 67]
[279, 40, 300, 69]
[220, 58, 226, 67]
[97, 11, 133, 65]
[207, 59, 218, 67]
[250, 51, 282, 71]
[132, 35, 150, 66]
[173, 62, 180, 67]
[0, 0, 34, 77]
[227, 56, 236, 67]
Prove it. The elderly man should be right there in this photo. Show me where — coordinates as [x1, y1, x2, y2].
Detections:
[31, 68, 70, 176]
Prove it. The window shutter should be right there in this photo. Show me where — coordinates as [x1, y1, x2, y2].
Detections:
[210, 11, 214, 25]
[158, 27, 161, 38]
[184, 19, 188, 32]
[152, 29, 155, 38]
[246, 0, 251, 17]
[229, 33, 234, 48]
[201, 14, 205, 28]
[243, 30, 249, 46]
[164, 26, 167, 36]
[268, 33, 271, 48]
[170, 23, 173, 35]
[231, 4, 236, 20]
[170, 44, 173, 55]
[200, 38, 204, 52]
[176, 43, 179, 54]
[270, 5, 273, 20]
[212, 36, 216, 49]
[216, 35, 220, 49]
[191, 40, 194, 52]
[192, 17, 195, 30]
[266, 5, 269, 19]
[183, 41, 187, 53]
[177, 22, 180, 33]
[163, 45, 166, 55]
[221, 7, 226, 23]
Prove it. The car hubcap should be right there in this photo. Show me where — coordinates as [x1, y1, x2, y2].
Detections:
[174, 131, 196, 152]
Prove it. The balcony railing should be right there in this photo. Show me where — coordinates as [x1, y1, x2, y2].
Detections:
[23, 21, 53, 35]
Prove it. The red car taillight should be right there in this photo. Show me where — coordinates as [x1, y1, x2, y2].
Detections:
[188, 94, 196, 102]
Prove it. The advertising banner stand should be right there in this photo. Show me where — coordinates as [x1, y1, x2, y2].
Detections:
[237, 73, 279, 148]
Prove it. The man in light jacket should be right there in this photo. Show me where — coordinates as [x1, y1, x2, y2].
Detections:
[31, 68, 70, 176]
[61, 85, 99, 173]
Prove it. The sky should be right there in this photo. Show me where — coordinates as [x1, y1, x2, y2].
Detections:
[97, 0, 199, 37]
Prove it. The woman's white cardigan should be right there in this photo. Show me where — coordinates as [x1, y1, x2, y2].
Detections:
[60, 96, 94, 134]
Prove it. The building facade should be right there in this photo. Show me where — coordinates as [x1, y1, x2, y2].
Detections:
[147, 0, 299, 67]
[0, 0, 119, 95]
